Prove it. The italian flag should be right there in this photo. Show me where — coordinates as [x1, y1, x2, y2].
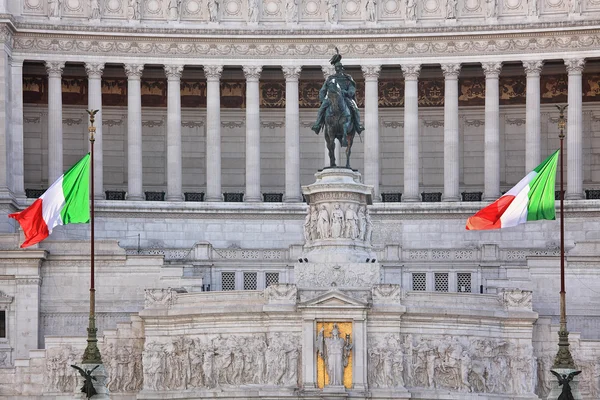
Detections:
[466, 150, 559, 230]
[9, 154, 90, 248]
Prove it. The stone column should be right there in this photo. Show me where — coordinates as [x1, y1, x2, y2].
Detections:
[124, 64, 144, 200]
[164, 64, 184, 201]
[482, 62, 502, 201]
[441, 63, 461, 202]
[565, 58, 585, 200]
[321, 65, 339, 166]
[204, 65, 223, 202]
[523, 60, 544, 172]
[10, 59, 24, 200]
[243, 65, 262, 202]
[85, 63, 105, 199]
[362, 65, 381, 201]
[46, 61, 65, 184]
[0, 51, 9, 201]
[401, 64, 421, 202]
[283, 66, 302, 202]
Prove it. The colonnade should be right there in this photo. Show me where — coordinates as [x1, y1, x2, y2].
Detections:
[10, 58, 587, 202]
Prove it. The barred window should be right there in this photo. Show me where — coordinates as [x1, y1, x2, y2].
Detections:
[434, 273, 449, 292]
[265, 272, 279, 287]
[412, 273, 426, 291]
[457, 273, 472, 293]
[244, 272, 258, 290]
[0, 311, 4, 338]
[222, 272, 236, 291]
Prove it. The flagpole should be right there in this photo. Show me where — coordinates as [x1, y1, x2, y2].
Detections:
[82, 110, 102, 365]
[552, 105, 575, 370]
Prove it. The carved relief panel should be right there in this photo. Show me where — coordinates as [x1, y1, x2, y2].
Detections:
[419, 0, 445, 19]
[179, 0, 207, 21]
[377, 0, 403, 20]
[23, 0, 48, 16]
[460, 0, 485, 18]
[300, 0, 325, 21]
[261, 0, 285, 20]
[500, 0, 527, 16]
[221, 0, 245, 21]
[103, 0, 128, 19]
[143, 0, 165, 20]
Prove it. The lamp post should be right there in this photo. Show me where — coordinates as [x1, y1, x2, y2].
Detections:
[82, 109, 102, 365]
[552, 105, 576, 370]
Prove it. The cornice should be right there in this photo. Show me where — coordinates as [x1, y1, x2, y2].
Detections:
[12, 30, 600, 61]
[9, 16, 600, 37]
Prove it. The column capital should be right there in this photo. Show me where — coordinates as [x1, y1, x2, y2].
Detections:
[564, 58, 585, 74]
[85, 63, 105, 78]
[45, 61, 65, 77]
[321, 64, 335, 80]
[204, 65, 223, 80]
[164, 64, 184, 80]
[282, 66, 302, 80]
[441, 63, 461, 79]
[124, 64, 144, 78]
[361, 65, 381, 80]
[522, 60, 544, 76]
[482, 62, 502, 78]
[10, 58, 24, 68]
[401, 64, 421, 80]
[243, 65, 262, 80]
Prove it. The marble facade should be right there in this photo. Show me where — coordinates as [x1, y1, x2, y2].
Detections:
[1, 0, 600, 399]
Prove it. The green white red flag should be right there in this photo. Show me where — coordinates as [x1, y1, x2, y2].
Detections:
[9, 154, 90, 248]
[466, 150, 559, 230]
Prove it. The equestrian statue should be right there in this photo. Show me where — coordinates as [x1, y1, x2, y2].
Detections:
[311, 48, 364, 168]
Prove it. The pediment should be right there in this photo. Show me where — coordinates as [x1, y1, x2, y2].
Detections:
[299, 290, 368, 309]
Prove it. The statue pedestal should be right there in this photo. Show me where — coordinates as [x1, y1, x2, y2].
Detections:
[302, 168, 375, 265]
[547, 368, 582, 400]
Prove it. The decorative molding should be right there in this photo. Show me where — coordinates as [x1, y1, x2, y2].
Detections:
[441, 63, 461, 78]
[464, 118, 484, 127]
[24, 116, 40, 124]
[103, 118, 123, 127]
[282, 66, 302, 80]
[63, 118, 83, 126]
[361, 65, 381, 80]
[164, 64, 184, 79]
[45, 61, 65, 77]
[482, 61, 502, 77]
[505, 117, 526, 126]
[243, 65, 263, 80]
[203, 65, 223, 80]
[142, 119, 164, 127]
[182, 120, 205, 128]
[401, 64, 421, 80]
[564, 58, 585, 74]
[261, 121, 285, 129]
[124, 63, 144, 78]
[423, 120, 444, 128]
[222, 120, 244, 128]
[85, 62, 105, 78]
[383, 120, 404, 128]
[522, 60, 543, 76]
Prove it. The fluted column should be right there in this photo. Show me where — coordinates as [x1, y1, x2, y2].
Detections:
[441, 63, 461, 202]
[165, 64, 184, 201]
[283, 66, 302, 202]
[243, 65, 262, 202]
[10, 59, 24, 199]
[124, 64, 144, 200]
[85, 63, 105, 199]
[46, 61, 65, 184]
[565, 58, 585, 200]
[321, 65, 339, 166]
[204, 65, 223, 202]
[362, 65, 381, 200]
[482, 62, 502, 201]
[401, 64, 421, 202]
[523, 60, 544, 172]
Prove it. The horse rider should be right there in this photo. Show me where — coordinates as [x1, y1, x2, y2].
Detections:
[311, 60, 365, 146]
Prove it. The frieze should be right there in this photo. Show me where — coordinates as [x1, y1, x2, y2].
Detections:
[308, 191, 364, 202]
[12, 32, 600, 60]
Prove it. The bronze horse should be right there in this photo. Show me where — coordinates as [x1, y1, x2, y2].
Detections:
[323, 79, 357, 168]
